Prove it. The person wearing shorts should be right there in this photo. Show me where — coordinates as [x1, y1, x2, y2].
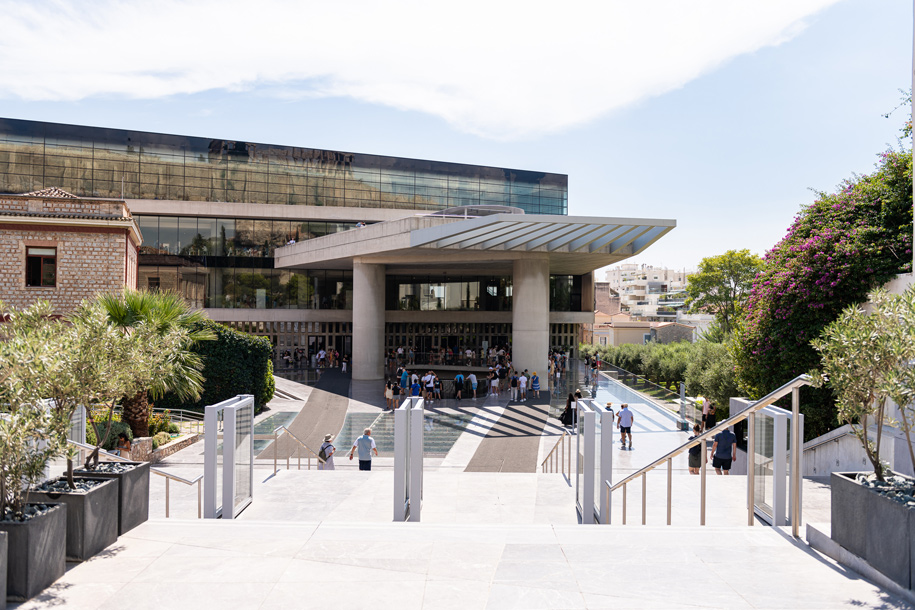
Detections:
[710, 427, 737, 475]
[489, 372, 499, 397]
[468, 373, 478, 399]
[617, 403, 634, 449]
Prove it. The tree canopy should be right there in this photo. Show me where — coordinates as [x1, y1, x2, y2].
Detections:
[685, 249, 763, 335]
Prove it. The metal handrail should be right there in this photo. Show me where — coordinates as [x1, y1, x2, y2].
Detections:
[604, 374, 811, 532]
[263, 425, 319, 472]
[67, 439, 202, 518]
[540, 430, 572, 478]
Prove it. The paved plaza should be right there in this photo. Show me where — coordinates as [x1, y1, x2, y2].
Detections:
[14, 365, 914, 609]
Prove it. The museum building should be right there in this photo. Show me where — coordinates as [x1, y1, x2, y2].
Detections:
[0, 118, 675, 378]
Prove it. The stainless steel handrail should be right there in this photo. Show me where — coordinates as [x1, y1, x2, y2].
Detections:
[604, 374, 811, 536]
[67, 439, 202, 518]
[261, 425, 319, 472]
[540, 430, 572, 478]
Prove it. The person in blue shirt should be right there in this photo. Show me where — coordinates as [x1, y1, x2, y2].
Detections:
[348, 428, 378, 471]
[400, 368, 410, 390]
[411, 380, 421, 397]
[530, 372, 540, 399]
[710, 427, 737, 475]
[454, 372, 464, 400]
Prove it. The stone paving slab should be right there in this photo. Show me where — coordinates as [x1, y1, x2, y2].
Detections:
[11, 520, 912, 610]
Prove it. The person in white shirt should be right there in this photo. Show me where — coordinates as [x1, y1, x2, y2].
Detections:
[468, 373, 478, 399]
[518, 373, 528, 401]
[617, 404, 635, 449]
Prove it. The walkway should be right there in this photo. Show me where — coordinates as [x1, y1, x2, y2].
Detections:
[13, 519, 911, 610]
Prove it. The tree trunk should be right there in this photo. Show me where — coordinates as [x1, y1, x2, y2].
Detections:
[123, 390, 150, 438]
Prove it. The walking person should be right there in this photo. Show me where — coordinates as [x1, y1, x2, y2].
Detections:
[349, 428, 378, 471]
[710, 426, 737, 475]
[510, 372, 519, 401]
[489, 371, 499, 397]
[519, 370, 528, 402]
[384, 380, 395, 410]
[530, 371, 540, 400]
[688, 424, 703, 474]
[617, 403, 634, 449]
[319, 434, 336, 470]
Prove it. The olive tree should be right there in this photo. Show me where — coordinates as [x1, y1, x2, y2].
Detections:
[810, 287, 915, 481]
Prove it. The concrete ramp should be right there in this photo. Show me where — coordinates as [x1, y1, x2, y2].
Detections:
[257, 386, 349, 459]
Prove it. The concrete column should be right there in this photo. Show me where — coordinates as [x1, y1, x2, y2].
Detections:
[512, 256, 549, 375]
[352, 260, 386, 380]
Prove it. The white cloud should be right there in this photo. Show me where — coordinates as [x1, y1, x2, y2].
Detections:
[0, 0, 838, 140]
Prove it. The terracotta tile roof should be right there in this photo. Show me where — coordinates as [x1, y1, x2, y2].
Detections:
[21, 187, 79, 199]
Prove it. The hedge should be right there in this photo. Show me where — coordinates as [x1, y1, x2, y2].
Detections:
[156, 320, 275, 413]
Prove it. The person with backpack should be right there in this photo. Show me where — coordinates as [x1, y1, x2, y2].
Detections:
[318, 434, 336, 470]
[454, 372, 465, 400]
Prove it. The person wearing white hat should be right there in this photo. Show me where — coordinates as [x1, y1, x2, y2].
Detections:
[319, 433, 336, 470]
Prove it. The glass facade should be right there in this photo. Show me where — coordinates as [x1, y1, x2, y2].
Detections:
[385, 274, 583, 312]
[136, 214, 354, 310]
[0, 118, 568, 214]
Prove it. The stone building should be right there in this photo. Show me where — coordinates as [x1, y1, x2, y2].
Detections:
[0, 188, 141, 313]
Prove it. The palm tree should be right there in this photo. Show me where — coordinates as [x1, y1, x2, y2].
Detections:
[98, 290, 215, 438]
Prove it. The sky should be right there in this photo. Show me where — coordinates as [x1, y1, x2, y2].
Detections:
[0, 0, 911, 278]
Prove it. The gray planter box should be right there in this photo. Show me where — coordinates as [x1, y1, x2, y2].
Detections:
[0, 503, 66, 602]
[29, 477, 118, 561]
[0, 531, 7, 610]
[74, 461, 149, 535]
[831, 471, 915, 590]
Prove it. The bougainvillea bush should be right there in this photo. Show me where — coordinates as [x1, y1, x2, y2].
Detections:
[733, 148, 912, 439]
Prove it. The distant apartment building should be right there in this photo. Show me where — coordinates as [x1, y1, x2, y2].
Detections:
[604, 263, 691, 322]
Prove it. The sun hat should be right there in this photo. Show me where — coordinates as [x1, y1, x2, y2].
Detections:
[324, 434, 334, 442]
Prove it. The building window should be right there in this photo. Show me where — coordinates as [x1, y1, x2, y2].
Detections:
[26, 247, 56, 287]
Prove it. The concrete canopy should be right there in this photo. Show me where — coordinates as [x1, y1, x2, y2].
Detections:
[275, 213, 675, 275]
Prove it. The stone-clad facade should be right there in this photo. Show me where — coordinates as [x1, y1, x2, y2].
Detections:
[0, 189, 141, 314]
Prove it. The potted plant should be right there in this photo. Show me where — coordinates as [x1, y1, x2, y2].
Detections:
[811, 286, 915, 590]
[0, 531, 7, 610]
[77, 290, 213, 535]
[0, 301, 72, 602]
[0, 403, 68, 602]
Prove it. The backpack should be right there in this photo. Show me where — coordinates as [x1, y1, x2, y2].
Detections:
[318, 444, 330, 463]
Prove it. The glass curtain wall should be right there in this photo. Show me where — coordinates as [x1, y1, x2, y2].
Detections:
[137, 215, 354, 309]
[0, 118, 568, 215]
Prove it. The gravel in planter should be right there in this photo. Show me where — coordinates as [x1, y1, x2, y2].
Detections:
[32, 478, 107, 494]
[855, 473, 915, 507]
[77, 462, 136, 474]
[1, 504, 54, 523]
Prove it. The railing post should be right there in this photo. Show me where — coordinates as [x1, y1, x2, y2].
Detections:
[747, 410, 756, 526]
[622, 483, 627, 525]
[165, 476, 170, 518]
[605, 482, 611, 524]
[666, 457, 672, 526]
[700, 444, 707, 526]
[197, 479, 202, 519]
[641, 474, 647, 525]
[274, 431, 278, 474]
[791, 386, 801, 537]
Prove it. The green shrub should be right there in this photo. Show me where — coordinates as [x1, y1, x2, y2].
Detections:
[88, 419, 133, 451]
[167, 422, 180, 434]
[153, 431, 171, 448]
[148, 409, 173, 436]
[156, 320, 275, 414]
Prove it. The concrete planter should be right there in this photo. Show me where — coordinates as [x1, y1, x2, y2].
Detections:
[0, 531, 7, 610]
[831, 471, 915, 590]
[74, 461, 149, 535]
[29, 477, 118, 561]
[0, 504, 66, 602]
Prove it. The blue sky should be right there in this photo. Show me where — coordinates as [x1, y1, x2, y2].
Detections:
[0, 0, 910, 274]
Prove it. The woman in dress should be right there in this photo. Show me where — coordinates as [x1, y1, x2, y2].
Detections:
[319, 433, 336, 470]
[384, 380, 395, 410]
